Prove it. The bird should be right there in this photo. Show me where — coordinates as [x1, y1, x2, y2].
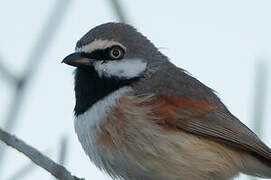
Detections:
[62, 22, 271, 180]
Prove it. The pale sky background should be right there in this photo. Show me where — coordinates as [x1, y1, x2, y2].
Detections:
[0, 0, 270, 180]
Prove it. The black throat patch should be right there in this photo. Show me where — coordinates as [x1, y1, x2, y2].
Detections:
[74, 68, 138, 116]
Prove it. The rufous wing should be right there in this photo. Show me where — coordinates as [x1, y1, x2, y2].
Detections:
[150, 95, 271, 162]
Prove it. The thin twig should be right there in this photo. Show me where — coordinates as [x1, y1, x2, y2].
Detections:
[0, 0, 72, 173]
[109, 0, 127, 23]
[55, 136, 69, 179]
[0, 56, 19, 85]
[249, 60, 269, 180]
[7, 160, 36, 180]
[58, 137, 68, 166]
[0, 128, 84, 180]
[7, 150, 50, 180]
[252, 61, 268, 135]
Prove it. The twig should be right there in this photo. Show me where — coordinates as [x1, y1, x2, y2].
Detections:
[252, 61, 268, 135]
[0, 0, 72, 174]
[58, 137, 68, 166]
[7, 150, 50, 180]
[109, 0, 127, 23]
[0, 56, 19, 85]
[249, 60, 269, 180]
[55, 136, 69, 179]
[0, 128, 84, 180]
[7, 160, 36, 180]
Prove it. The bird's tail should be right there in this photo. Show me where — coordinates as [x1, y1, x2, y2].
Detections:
[241, 153, 271, 178]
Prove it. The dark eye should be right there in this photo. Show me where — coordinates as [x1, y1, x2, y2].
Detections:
[109, 47, 124, 59]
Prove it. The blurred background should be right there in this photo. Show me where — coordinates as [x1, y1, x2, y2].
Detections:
[0, 0, 270, 179]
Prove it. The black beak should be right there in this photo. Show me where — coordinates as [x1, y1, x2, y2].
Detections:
[62, 52, 93, 67]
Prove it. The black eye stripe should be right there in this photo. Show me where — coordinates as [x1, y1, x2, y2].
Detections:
[80, 49, 106, 59]
[80, 45, 125, 61]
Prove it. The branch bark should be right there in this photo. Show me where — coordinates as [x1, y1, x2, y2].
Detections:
[0, 57, 19, 85]
[109, 0, 127, 23]
[0, 0, 73, 173]
[0, 128, 84, 180]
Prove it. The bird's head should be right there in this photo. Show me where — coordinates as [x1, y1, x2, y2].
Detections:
[63, 22, 166, 80]
[62, 23, 168, 115]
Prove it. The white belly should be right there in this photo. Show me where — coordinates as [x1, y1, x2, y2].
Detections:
[73, 86, 240, 180]
[74, 87, 132, 173]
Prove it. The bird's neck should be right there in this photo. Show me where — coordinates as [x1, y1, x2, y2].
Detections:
[74, 68, 138, 116]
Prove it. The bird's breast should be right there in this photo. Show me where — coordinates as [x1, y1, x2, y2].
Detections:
[74, 87, 132, 171]
[74, 87, 244, 180]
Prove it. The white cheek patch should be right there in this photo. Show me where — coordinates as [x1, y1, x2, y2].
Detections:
[94, 59, 147, 79]
[76, 39, 126, 53]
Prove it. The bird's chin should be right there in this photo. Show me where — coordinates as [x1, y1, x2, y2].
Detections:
[75, 65, 95, 71]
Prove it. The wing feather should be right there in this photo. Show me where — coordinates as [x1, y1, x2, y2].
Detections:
[150, 95, 271, 161]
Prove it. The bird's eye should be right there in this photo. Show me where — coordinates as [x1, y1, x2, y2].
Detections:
[109, 47, 124, 59]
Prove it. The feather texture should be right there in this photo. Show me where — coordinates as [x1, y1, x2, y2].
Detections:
[79, 93, 250, 180]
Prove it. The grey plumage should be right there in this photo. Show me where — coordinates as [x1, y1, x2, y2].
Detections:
[76, 23, 167, 73]
[63, 22, 271, 180]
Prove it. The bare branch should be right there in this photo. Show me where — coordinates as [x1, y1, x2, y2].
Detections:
[0, 56, 19, 85]
[7, 150, 50, 180]
[22, 0, 72, 82]
[0, 0, 72, 173]
[7, 161, 36, 180]
[252, 60, 268, 135]
[0, 128, 84, 180]
[55, 136, 69, 179]
[109, 0, 127, 23]
[249, 60, 269, 180]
